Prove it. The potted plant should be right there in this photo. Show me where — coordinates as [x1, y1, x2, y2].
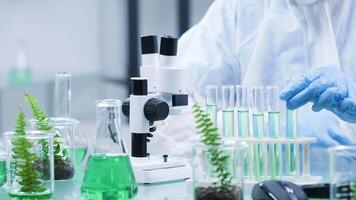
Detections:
[192, 103, 244, 200]
[25, 94, 75, 180]
[5, 107, 54, 199]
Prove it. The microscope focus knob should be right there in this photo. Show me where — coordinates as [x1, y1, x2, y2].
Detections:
[144, 98, 169, 122]
[121, 98, 130, 117]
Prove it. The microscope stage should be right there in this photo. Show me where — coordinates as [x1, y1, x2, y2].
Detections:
[131, 156, 192, 184]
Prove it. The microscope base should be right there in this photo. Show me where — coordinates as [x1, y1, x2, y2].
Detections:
[131, 156, 192, 184]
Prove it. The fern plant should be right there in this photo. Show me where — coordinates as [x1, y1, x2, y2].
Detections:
[24, 94, 67, 164]
[12, 107, 46, 193]
[192, 103, 233, 192]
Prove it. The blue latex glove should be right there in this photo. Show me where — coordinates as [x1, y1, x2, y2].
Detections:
[298, 110, 353, 148]
[280, 66, 356, 123]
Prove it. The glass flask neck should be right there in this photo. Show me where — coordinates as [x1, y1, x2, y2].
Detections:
[94, 100, 125, 155]
[55, 72, 71, 118]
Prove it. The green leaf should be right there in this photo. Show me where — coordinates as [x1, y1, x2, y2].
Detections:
[192, 103, 233, 191]
[11, 106, 47, 193]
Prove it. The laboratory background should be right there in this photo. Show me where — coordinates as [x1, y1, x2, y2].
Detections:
[0, 0, 356, 200]
[0, 0, 211, 134]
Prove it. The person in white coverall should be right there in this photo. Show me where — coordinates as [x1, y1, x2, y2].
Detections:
[149, 0, 356, 178]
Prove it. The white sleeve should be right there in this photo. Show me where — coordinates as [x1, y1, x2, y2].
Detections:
[178, 0, 241, 101]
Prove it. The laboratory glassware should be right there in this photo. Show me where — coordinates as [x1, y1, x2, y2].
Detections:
[286, 108, 298, 176]
[284, 76, 299, 176]
[252, 86, 267, 181]
[8, 41, 31, 86]
[4, 130, 54, 200]
[30, 118, 77, 180]
[236, 85, 252, 178]
[192, 141, 245, 200]
[206, 85, 218, 127]
[222, 85, 235, 138]
[236, 85, 250, 138]
[267, 86, 282, 179]
[81, 99, 137, 200]
[54, 72, 88, 167]
[0, 143, 6, 187]
[329, 146, 356, 200]
[55, 72, 71, 118]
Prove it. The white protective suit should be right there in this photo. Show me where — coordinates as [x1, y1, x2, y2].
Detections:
[149, 0, 356, 178]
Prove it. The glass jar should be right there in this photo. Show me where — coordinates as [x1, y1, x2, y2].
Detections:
[29, 117, 87, 180]
[329, 146, 356, 200]
[192, 140, 246, 200]
[4, 130, 54, 200]
[0, 142, 7, 187]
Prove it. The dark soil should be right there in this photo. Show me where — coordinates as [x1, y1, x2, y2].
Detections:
[195, 186, 243, 200]
[54, 159, 75, 180]
[35, 158, 75, 180]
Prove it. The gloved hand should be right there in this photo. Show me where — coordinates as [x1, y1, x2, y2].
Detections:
[298, 109, 353, 148]
[280, 66, 356, 123]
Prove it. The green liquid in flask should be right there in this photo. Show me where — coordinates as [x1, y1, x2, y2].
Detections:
[237, 109, 251, 178]
[206, 104, 217, 127]
[253, 112, 266, 180]
[286, 109, 298, 175]
[0, 159, 6, 186]
[81, 154, 137, 200]
[74, 147, 88, 166]
[268, 112, 282, 178]
[222, 109, 234, 138]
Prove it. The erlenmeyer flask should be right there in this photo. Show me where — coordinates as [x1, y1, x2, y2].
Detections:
[81, 99, 137, 200]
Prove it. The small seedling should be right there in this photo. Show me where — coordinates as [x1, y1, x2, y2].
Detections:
[193, 102, 242, 200]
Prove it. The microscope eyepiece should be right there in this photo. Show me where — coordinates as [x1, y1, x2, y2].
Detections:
[141, 35, 158, 54]
[160, 36, 177, 56]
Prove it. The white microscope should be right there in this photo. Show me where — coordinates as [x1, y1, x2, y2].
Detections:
[122, 35, 191, 184]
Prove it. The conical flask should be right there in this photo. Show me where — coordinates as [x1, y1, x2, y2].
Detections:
[81, 99, 137, 200]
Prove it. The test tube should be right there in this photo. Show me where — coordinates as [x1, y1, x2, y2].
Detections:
[55, 72, 72, 118]
[252, 86, 266, 180]
[236, 85, 252, 178]
[302, 143, 310, 177]
[222, 85, 235, 138]
[286, 108, 298, 176]
[236, 85, 250, 138]
[267, 86, 282, 179]
[206, 85, 218, 127]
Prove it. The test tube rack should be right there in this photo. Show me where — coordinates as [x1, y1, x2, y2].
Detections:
[225, 137, 323, 185]
[205, 84, 324, 185]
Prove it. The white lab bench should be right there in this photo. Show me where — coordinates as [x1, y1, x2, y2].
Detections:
[0, 177, 328, 200]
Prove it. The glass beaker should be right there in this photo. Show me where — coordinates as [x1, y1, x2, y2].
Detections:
[81, 99, 137, 200]
[30, 117, 79, 180]
[4, 130, 54, 200]
[329, 146, 356, 200]
[192, 140, 245, 200]
[0, 142, 7, 187]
